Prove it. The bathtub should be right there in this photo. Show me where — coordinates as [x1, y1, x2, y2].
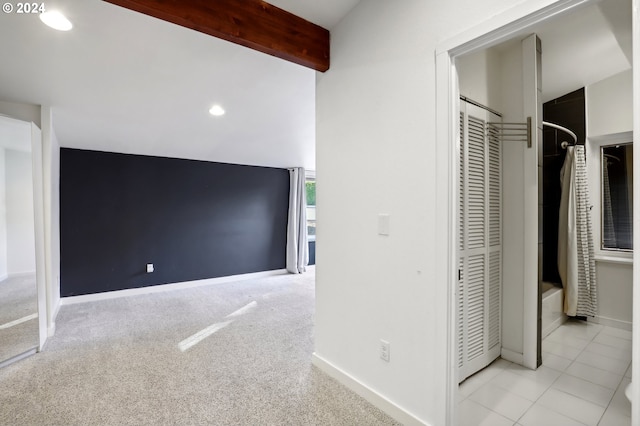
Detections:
[542, 282, 566, 339]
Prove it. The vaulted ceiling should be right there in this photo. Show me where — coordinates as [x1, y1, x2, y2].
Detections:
[0, 0, 360, 170]
[0, 0, 632, 171]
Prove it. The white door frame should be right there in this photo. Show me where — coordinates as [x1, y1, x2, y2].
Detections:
[631, 0, 640, 423]
[434, 0, 640, 424]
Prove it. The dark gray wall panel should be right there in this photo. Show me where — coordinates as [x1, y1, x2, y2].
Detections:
[542, 88, 586, 284]
[60, 149, 289, 296]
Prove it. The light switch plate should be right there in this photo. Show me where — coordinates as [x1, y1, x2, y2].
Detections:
[378, 214, 390, 236]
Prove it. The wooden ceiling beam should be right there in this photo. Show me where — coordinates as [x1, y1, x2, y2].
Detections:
[103, 0, 330, 72]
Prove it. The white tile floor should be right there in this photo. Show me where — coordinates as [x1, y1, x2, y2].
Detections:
[459, 320, 632, 426]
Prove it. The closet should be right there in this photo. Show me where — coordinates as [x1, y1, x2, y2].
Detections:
[458, 100, 503, 382]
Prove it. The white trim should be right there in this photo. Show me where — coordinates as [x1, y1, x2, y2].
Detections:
[7, 271, 36, 278]
[500, 347, 524, 365]
[590, 315, 632, 331]
[311, 353, 429, 426]
[632, 0, 640, 423]
[0, 267, 36, 284]
[595, 255, 633, 265]
[30, 122, 48, 352]
[46, 300, 59, 338]
[435, 49, 458, 426]
[436, 0, 591, 56]
[588, 131, 634, 144]
[586, 131, 634, 257]
[60, 269, 287, 305]
[47, 321, 55, 338]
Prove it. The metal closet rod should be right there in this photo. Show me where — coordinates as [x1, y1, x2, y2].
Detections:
[543, 121, 578, 145]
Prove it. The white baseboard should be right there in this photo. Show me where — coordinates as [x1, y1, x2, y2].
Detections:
[61, 269, 288, 305]
[500, 348, 524, 365]
[311, 353, 429, 426]
[9, 271, 36, 278]
[44, 298, 60, 338]
[0, 271, 35, 282]
[590, 315, 632, 331]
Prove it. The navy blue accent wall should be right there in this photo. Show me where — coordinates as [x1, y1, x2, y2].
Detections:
[542, 88, 586, 284]
[60, 149, 289, 296]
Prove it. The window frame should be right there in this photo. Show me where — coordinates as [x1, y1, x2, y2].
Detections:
[305, 170, 316, 242]
[587, 131, 633, 263]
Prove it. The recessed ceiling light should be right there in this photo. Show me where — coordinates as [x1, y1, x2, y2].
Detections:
[39, 11, 73, 31]
[209, 105, 225, 116]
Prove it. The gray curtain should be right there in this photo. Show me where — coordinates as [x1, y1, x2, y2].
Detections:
[286, 167, 308, 274]
[557, 145, 597, 317]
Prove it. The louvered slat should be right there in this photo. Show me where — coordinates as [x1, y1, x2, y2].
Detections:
[466, 254, 485, 361]
[459, 112, 465, 251]
[488, 123, 501, 247]
[458, 258, 465, 368]
[467, 116, 485, 250]
[488, 251, 501, 349]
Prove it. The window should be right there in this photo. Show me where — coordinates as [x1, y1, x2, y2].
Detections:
[306, 177, 316, 240]
[601, 143, 633, 250]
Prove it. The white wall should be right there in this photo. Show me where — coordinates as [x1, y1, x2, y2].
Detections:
[457, 48, 502, 108]
[498, 42, 528, 361]
[314, 1, 553, 424]
[5, 149, 35, 275]
[586, 69, 633, 328]
[587, 69, 633, 137]
[596, 261, 633, 327]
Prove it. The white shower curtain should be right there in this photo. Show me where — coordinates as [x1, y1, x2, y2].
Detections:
[286, 167, 308, 274]
[557, 145, 597, 317]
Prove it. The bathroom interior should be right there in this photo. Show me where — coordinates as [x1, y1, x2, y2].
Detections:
[455, 0, 633, 418]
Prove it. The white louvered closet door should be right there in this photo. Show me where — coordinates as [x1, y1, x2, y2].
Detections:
[458, 102, 502, 383]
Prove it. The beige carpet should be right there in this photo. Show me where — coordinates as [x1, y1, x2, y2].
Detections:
[0, 267, 400, 425]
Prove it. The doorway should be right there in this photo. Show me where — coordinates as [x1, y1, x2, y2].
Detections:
[436, 0, 639, 424]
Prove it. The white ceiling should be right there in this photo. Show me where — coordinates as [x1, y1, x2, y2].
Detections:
[0, 0, 355, 170]
[267, 0, 361, 29]
[0, 0, 633, 170]
[534, 0, 632, 102]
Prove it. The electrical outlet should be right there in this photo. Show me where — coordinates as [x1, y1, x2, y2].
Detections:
[380, 339, 390, 362]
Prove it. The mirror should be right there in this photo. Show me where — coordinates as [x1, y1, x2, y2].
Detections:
[0, 115, 38, 365]
[601, 143, 633, 251]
